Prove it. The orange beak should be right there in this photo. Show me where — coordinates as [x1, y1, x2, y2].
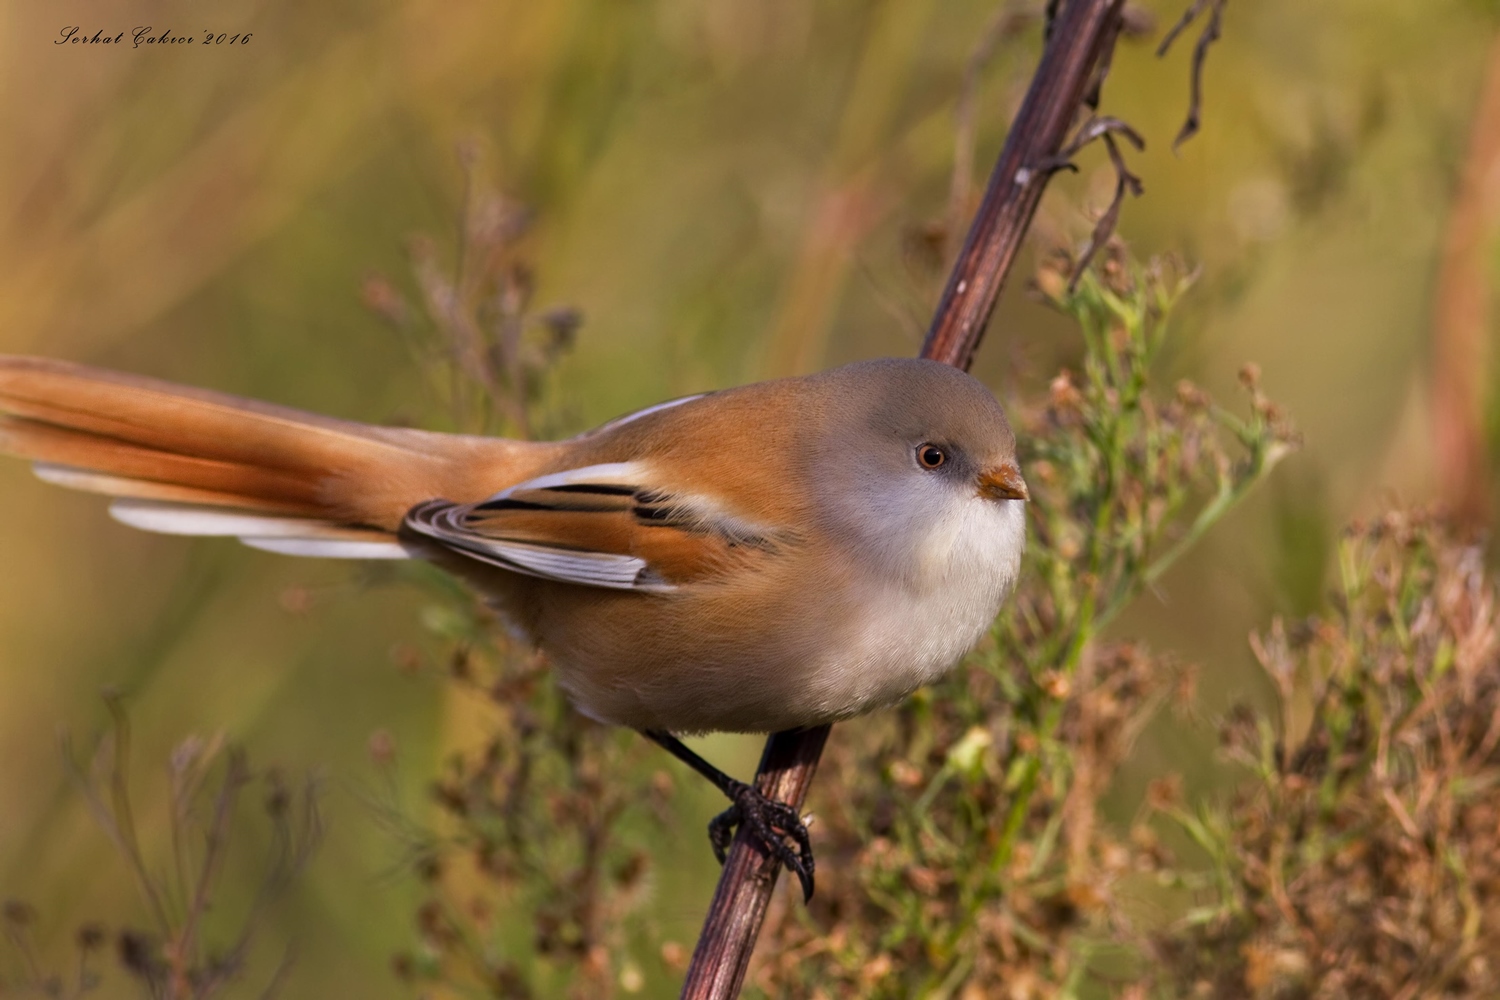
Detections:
[977, 462, 1029, 502]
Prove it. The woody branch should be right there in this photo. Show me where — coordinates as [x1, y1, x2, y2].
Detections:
[679, 0, 1131, 996]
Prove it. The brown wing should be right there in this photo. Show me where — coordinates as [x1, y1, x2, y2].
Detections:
[402, 462, 791, 591]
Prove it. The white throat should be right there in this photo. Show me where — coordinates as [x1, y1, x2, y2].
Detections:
[814, 492, 1026, 718]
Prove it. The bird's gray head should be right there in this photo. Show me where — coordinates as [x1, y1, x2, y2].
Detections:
[807, 358, 1028, 583]
[811, 357, 1027, 500]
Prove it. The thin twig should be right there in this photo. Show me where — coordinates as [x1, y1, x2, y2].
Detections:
[61, 696, 175, 937]
[680, 2, 1128, 997]
[1157, 0, 1228, 150]
[922, 0, 1129, 371]
[1045, 114, 1145, 171]
[173, 749, 250, 996]
[1081, 0, 1126, 111]
[1067, 128, 1146, 292]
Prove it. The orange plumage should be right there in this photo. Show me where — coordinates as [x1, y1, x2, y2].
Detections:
[0, 355, 1027, 735]
[0, 355, 560, 531]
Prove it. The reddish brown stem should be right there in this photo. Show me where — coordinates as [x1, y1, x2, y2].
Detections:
[679, 728, 830, 1000]
[923, 0, 1127, 371]
[680, 1, 1127, 996]
[1431, 31, 1500, 528]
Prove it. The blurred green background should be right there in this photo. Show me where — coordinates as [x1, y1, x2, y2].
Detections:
[2, 0, 1497, 996]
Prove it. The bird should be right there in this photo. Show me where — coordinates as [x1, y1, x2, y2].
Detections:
[0, 354, 1028, 898]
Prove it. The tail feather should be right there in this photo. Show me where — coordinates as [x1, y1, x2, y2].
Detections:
[29, 462, 310, 513]
[110, 499, 409, 559]
[1, 417, 324, 513]
[0, 355, 558, 555]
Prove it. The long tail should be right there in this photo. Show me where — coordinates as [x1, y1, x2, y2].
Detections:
[0, 356, 559, 558]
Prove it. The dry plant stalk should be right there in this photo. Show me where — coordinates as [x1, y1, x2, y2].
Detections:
[368, 153, 680, 1000]
[379, 636, 672, 1000]
[1142, 512, 1500, 997]
[1428, 33, 1500, 528]
[684, 1, 1130, 995]
[748, 246, 1296, 997]
[357, 4, 1255, 995]
[2, 696, 321, 999]
[919, 0, 1128, 372]
[362, 144, 582, 440]
[1156, 0, 1229, 149]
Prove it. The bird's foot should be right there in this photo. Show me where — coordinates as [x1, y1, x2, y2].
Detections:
[708, 780, 815, 901]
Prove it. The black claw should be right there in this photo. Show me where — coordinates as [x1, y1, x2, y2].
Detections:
[642, 730, 817, 902]
[709, 780, 816, 901]
[708, 806, 738, 865]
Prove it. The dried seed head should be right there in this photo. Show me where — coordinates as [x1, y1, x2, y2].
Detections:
[2, 899, 35, 927]
[1050, 371, 1083, 411]
[390, 643, 423, 675]
[278, 585, 315, 615]
[368, 729, 397, 767]
[116, 930, 159, 977]
[887, 760, 924, 789]
[1175, 379, 1209, 409]
[76, 922, 106, 951]
[1033, 259, 1070, 302]
[1040, 671, 1072, 700]
[1145, 775, 1183, 811]
[660, 941, 687, 972]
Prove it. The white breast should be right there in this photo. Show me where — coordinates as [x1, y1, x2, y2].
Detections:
[812, 495, 1026, 718]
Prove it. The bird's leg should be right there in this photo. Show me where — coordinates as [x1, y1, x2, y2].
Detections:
[643, 730, 815, 901]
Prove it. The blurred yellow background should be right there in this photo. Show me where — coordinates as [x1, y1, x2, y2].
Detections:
[1, 0, 1495, 996]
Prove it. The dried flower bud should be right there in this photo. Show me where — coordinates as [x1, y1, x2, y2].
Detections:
[449, 646, 473, 681]
[360, 274, 411, 327]
[1175, 379, 1209, 409]
[2, 899, 35, 927]
[417, 900, 454, 946]
[583, 945, 610, 982]
[619, 960, 645, 993]
[538, 307, 584, 349]
[1101, 841, 1131, 873]
[264, 769, 290, 818]
[390, 643, 423, 675]
[1040, 671, 1072, 700]
[904, 866, 942, 895]
[1145, 775, 1183, 811]
[887, 760, 923, 789]
[1253, 397, 1281, 422]
[368, 729, 396, 766]
[116, 930, 160, 977]
[860, 953, 895, 984]
[1050, 371, 1083, 411]
[278, 585, 314, 615]
[660, 940, 687, 972]
[1033, 261, 1070, 302]
[76, 922, 106, 951]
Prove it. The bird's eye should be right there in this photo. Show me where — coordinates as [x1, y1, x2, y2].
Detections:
[917, 444, 947, 469]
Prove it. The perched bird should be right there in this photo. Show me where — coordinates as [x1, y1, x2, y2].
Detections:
[0, 355, 1028, 897]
